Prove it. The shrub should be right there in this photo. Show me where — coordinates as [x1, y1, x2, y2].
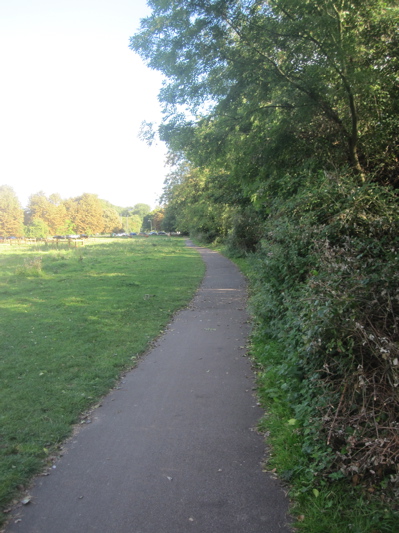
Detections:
[250, 173, 399, 493]
[224, 206, 263, 257]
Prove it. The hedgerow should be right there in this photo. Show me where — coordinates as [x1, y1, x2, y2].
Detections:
[250, 174, 399, 497]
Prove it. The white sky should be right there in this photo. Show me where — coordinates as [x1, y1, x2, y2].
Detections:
[0, 0, 167, 210]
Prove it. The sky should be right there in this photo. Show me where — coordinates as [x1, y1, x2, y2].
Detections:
[0, 0, 168, 210]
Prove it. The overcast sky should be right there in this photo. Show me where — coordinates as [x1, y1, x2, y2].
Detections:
[0, 0, 167, 210]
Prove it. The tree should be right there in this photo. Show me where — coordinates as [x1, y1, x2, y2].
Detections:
[26, 192, 67, 234]
[143, 208, 165, 232]
[102, 207, 122, 234]
[63, 198, 79, 233]
[128, 214, 143, 233]
[24, 218, 50, 239]
[65, 194, 104, 234]
[117, 204, 151, 232]
[131, 203, 151, 219]
[131, 0, 399, 185]
[161, 162, 232, 239]
[131, 0, 399, 494]
[152, 208, 165, 231]
[0, 185, 24, 236]
[48, 194, 68, 233]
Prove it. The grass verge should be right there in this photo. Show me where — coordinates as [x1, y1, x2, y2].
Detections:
[0, 237, 204, 523]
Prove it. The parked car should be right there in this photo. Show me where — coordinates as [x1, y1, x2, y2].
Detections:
[158, 231, 167, 235]
[148, 231, 158, 235]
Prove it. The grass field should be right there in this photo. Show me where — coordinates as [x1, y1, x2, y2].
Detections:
[0, 237, 205, 522]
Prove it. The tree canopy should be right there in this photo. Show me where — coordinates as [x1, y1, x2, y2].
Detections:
[131, 0, 399, 187]
[26, 192, 68, 234]
[0, 185, 23, 237]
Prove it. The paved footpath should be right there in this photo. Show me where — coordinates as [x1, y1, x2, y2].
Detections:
[6, 243, 291, 533]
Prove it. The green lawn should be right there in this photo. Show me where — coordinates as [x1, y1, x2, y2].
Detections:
[0, 237, 204, 521]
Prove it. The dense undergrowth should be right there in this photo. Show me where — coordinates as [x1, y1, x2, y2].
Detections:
[208, 172, 399, 531]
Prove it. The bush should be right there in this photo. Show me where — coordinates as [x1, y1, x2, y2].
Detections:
[224, 206, 264, 257]
[250, 173, 399, 494]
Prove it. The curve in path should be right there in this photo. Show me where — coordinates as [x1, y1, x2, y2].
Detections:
[6, 243, 291, 533]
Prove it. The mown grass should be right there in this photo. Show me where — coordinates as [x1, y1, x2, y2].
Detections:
[0, 237, 205, 522]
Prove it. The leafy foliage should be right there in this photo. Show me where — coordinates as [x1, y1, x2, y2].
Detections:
[102, 206, 122, 234]
[0, 185, 24, 237]
[249, 175, 399, 494]
[132, 0, 399, 182]
[26, 192, 68, 234]
[64, 193, 104, 234]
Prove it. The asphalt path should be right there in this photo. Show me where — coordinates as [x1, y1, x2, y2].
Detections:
[6, 243, 291, 533]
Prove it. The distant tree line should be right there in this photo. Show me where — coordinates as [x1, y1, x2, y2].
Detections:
[0, 185, 163, 237]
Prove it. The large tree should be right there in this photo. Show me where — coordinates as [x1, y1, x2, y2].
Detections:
[65, 194, 104, 234]
[48, 193, 68, 233]
[102, 207, 122, 234]
[24, 218, 50, 239]
[161, 162, 232, 238]
[0, 185, 24, 236]
[26, 192, 67, 234]
[131, 203, 151, 219]
[131, 0, 399, 185]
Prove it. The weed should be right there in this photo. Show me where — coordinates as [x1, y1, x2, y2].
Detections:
[15, 257, 43, 277]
